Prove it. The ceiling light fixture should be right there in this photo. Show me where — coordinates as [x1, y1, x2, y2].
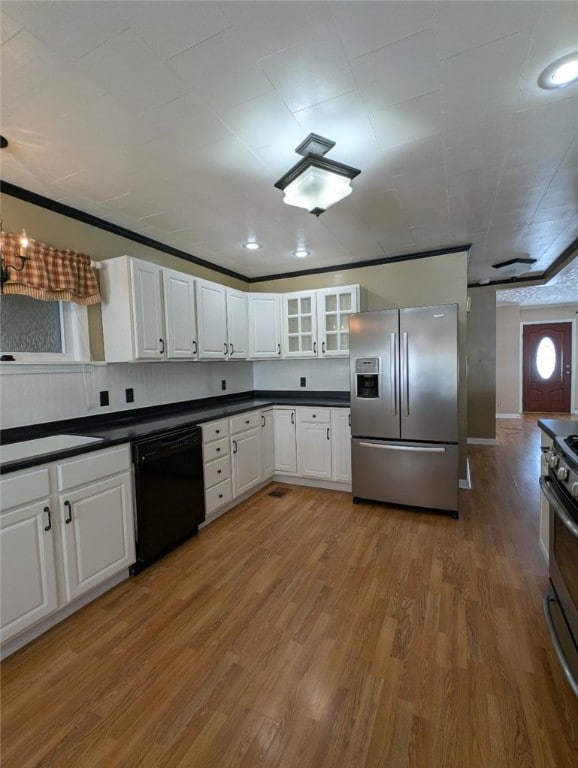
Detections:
[293, 249, 310, 258]
[274, 133, 361, 217]
[492, 257, 536, 278]
[243, 241, 261, 251]
[538, 51, 578, 89]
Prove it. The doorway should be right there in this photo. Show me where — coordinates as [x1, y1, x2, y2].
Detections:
[522, 322, 572, 412]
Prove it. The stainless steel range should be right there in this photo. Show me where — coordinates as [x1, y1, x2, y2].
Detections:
[541, 434, 578, 697]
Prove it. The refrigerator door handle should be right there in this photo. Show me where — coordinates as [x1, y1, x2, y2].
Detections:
[358, 442, 447, 454]
[390, 332, 398, 415]
[401, 332, 409, 416]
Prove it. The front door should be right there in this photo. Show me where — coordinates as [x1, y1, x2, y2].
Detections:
[522, 322, 572, 412]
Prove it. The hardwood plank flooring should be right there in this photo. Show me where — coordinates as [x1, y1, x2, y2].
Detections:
[2, 416, 577, 767]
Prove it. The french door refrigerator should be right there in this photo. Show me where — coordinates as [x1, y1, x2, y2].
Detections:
[350, 305, 459, 516]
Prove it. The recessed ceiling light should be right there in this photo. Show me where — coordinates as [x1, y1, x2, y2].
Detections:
[243, 241, 261, 251]
[293, 249, 310, 258]
[538, 52, 578, 89]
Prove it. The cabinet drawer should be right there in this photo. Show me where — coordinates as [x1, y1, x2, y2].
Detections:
[205, 478, 232, 514]
[203, 437, 229, 463]
[204, 455, 231, 489]
[202, 420, 229, 442]
[230, 411, 261, 434]
[57, 446, 131, 492]
[0, 467, 50, 510]
[298, 407, 331, 424]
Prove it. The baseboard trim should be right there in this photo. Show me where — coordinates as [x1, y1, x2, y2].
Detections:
[496, 413, 521, 419]
[467, 437, 498, 445]
[273, 474, 352, 492]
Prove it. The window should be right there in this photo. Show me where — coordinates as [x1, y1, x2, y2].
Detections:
[536, 336, 556, 380]
[0, 294, 90, 362]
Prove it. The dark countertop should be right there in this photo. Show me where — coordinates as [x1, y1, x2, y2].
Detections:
[0, 391, 350, 474]
[538, 418, 578, 441]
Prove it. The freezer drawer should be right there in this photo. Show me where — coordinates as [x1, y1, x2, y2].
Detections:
[351, 438, 458, 513]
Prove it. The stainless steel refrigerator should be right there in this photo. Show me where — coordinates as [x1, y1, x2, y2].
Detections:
[350, 305, 459, 515]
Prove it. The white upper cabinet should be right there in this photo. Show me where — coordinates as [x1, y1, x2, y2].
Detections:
[317, 286, 359, 357]
[226, 288, 248, 359]
[101, 256, 198, 362]
[162, 268, 198, 359]
[248, 293, 282, 359]
[282, 291, 318, 357]
[281, 286, 359, 359]
[196, 279, 247, 360]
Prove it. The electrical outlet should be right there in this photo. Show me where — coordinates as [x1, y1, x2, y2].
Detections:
[221, 379, 227, 391]
[300, 377, 306, 387]
[99, 390, 109, 407]
[125, 388, 134, 403]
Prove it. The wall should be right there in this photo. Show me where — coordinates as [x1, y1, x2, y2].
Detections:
[252, 251, 470, 476]
[496, 303, 578, 415]
[467, 287, 497, 440]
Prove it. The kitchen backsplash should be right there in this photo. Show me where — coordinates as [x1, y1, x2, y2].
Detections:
[0, 361, 253, 429]
[0, 358, 350, 429]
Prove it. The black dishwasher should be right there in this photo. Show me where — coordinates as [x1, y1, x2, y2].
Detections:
[131, 425, 205, 574]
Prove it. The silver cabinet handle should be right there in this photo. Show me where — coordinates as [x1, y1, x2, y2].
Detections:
[64, 500, 72, 524]
[43, 506, 52, 532]
[543, 589, 578, 697]
[540, 476, 578, 537]
[390, 332, 398, 415]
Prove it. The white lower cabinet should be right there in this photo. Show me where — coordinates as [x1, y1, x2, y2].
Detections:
[261, 409, 275, 479]
[0, 492, 57, 644]
[331, 408, 352, 483]
[0, 446, 135, 649]
[297, 408, 332, 480]
[59, 473, 135, 603]
[274, 408, 297, 474]
[231, 427, 262, 497]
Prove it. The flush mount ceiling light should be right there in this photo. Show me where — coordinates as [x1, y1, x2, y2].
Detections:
[293, 249, 310, 258]
[492, 257, 537, 278]
[274, 133, 361, 217]
[538, 51, 578, 89]
[243, 241, 262, 250]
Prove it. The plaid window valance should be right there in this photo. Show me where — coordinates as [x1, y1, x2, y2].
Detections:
[1, 232, 101, 305]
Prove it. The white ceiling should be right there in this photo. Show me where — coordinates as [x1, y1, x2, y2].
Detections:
[496, 256, 578, 306]
[1, 1, 577, 284]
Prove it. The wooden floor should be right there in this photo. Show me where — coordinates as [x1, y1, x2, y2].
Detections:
[2, 416, 578, 767]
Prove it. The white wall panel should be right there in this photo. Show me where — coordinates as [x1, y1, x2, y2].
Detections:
[253, 359, 349, 392]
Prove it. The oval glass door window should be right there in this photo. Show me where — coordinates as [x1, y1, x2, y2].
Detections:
[536, 337, 556, 380]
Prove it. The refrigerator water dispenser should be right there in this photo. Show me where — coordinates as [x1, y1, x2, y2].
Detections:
[355, 357, 380, 398]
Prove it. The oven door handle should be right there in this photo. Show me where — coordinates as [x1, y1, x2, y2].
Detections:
[542, 589, 578, 698]
[539, 476, 578, 537]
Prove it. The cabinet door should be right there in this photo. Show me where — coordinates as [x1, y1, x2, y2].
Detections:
[59, 474, 135, 603]
[226, 289, 248, 359]
[317, 286, 359, 357]
[163, 269, 197, 359]
[282, 292, 318, 357]
[273, 409, 297, 473]
[196, 280, 228, 359]
[298, 421, 332, 479]
[331, 409, 352, 483]
[231, 428, 263, 497]
[248, 294, 282, 359]
[261, 409, 275, 479]
[0, 501, 58, 643]
[129, 259, 164, 359]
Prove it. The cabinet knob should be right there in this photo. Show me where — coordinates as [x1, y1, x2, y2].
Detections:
[216, 429, 220, 434]
[216, 447, 221, 452]
[217, 469, 222, 474]
[219, 493, 223, 499]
